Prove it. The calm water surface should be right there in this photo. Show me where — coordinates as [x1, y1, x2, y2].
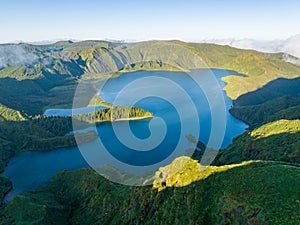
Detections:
[3, 69, 248, 201]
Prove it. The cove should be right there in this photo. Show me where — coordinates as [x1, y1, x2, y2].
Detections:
[3, 69, 248, 201]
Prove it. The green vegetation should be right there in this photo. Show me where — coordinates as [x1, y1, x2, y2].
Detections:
[2, 92, 300, 224]
[75, 106, 153, 123]
[229, 76, 300, 127]
[217, 77, 300, 165]
[1, 41, 300, 108]
[1, 40, 300, 224]
[0, 116, 97, 173]
[230, 95, 300, 127]
[88, 95, 113, 108]
[1, 161, 299, 225]
[251, 119, 300, 139]
[232, 77, 300, 107]
[152, 156, 254, 191]
[267, 105, 300, 122]
[0, 104, 151, 173]
[0, 175, 11, 216]
[0, 104, 25, 121]
[216, 120, 300, 165]
[0, 76, 76, 116]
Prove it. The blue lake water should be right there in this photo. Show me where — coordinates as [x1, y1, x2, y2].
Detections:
[44, 106, 107, 117]
[3, 69, 248, 201]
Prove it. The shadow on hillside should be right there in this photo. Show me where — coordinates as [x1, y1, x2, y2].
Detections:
[215, 130, 300, 166]
[233, 77, 300, 107]
[0, 76, 76, 115]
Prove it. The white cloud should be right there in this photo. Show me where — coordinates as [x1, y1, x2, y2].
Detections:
[0, 44, 39, 68]
[203, 35, 300, 60]
[280, 35, 300, 59]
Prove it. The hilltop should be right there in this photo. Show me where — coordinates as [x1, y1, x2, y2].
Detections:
[0, 40, 300, 224]
[2, 74, 300, 224]
[1, 41, 300, 116]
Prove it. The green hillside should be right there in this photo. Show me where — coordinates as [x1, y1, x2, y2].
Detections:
[0, 117, 78, 172]
[1, 161, 299, 225]
[0, 105, 151, 173]
[232, 77, 300, 107]
[216, 119, 300, 165]
[229, 76, 300, 127]
[2, 98, 300, 224]
[216, 76, 300, 165]
[0, 175, 11, 214]
[0, 104, 25, 121]
[267, 105, 300, 122]
[1, 41, 300, 112]
[0, 40, 300, 224]
[230, 95, 300, 127]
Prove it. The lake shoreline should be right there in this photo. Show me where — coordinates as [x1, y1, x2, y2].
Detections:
[3, 69, 248, 203]
[94, 115, 153, 124]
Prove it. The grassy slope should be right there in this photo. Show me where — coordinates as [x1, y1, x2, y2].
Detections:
[183, 42, 300, 99]
[232, 77, 300, 107]
[0, 104, 25, 121]
[0, 76, 76, 115]
[0, 117, 76, 172]
[62, 41, 300, 100]
[2, 161, 299, 225]
[267, 105, 300, 122]
[217, 76, 300, 165]
[2, 98, 300, 224]
[229, 95, 300, 127]
[216, 119, 300, 165]
[229, 75, 300, 128]
[1, 41, 300, 109]
[1, 41, 300, 224]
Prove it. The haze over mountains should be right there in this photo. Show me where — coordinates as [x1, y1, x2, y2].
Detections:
[0, 39, 300, 224]
[205, 34, 300, 61]
[2, 34, 300, 68]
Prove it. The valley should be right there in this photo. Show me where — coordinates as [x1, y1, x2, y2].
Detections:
[0, 40, 299, 224]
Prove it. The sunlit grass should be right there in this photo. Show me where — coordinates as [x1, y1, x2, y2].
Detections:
[153, 156, 258, 191]
[250, 119, 300, 139]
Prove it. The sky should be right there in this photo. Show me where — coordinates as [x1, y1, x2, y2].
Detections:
[1, 0, 300, 43]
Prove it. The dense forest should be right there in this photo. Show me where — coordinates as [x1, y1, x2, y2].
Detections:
[0, 40, 300, 224]
[0, 115, 89, 172]
[1, 76, 300, 224]
[75, 106, 153, 123]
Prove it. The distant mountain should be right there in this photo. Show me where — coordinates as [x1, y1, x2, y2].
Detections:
[0, 40, 300, 108]
[1, 40, 300, 225]
[205, 34, 300, 63]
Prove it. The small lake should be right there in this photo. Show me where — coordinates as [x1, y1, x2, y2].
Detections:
[3, 69, 248, 201]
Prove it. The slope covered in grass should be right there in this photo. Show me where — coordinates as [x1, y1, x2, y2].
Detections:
[0, 104, 25, 121]
[216, 119, 300, 165]
[229, 75, 300, 128]
[0, 116, 94, 172]
[1, 161, 299, 225]
[1, 41, 300, 108]
[219, 77, 300, 165]
[232, 77, 300, 107]
[230, 95, 300, 127]
[219, 88, 300, 166]
[1, 40, 300, 224]
[267, 105, 300, 122]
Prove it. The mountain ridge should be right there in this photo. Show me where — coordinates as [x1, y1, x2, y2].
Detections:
[1, 40, 300, 101]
